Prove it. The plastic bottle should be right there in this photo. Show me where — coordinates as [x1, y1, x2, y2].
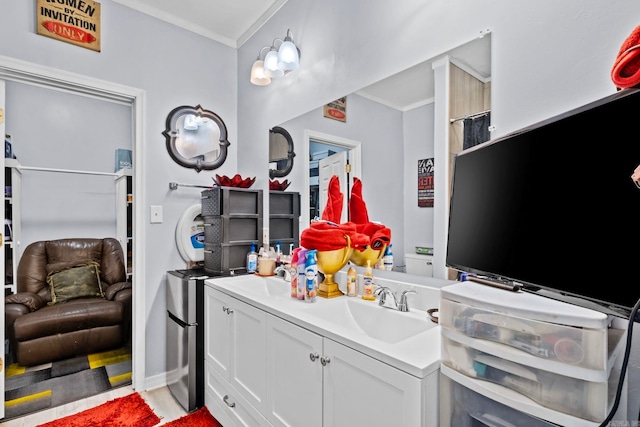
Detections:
[275, 240, 282, 265]
[346, 262, 358, 297]
[383, 244, 394, 271]
[246, 242, 258, 273]
[297, 249, 307, 300]
[290, 248, 300, 298]
[304, 249, 318, 303]
[361, 260, 376, 300]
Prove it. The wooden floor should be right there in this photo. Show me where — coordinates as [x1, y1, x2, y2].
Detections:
[0, 385, 188, 426]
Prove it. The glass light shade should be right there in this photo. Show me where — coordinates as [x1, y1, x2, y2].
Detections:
[277, 40, 299, 71]
[250, 60, 271, 86]
[264, 49, 284, 78]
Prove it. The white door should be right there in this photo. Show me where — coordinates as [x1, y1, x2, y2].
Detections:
[318, 151, 348, 223]
[0, 79, 5, 419]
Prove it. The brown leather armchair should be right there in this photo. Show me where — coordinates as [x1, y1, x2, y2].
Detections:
[5, 238, 132, 366]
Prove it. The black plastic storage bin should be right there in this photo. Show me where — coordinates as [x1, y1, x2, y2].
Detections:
[201, 187, 263, 216]
[269, 191, 300, 251]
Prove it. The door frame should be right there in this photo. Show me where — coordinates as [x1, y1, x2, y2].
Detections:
[0, 55, 147, 392]
[303, 130, 361, 231]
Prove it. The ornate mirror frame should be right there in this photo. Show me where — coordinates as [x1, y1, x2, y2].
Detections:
[163, 104, 230, 172]
[269, 126, 295, 178]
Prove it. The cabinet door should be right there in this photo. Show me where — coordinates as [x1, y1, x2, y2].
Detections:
[323, 339, 424, 427]
[229, 294, 268, 413]
[205, 286, 233, 379]
[266, 315, 323, 427]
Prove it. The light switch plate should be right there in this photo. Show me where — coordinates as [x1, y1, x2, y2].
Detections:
[150, 205, 163, 223]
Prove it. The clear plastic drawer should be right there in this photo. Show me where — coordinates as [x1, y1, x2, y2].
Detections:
[440, 298, 609, 370]
[441, 335, 618, 423]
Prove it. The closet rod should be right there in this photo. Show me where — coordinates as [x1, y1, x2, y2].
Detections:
[450, 109, 491, 123]
[169, 182, 212, 190]
[18, 165, 118, 176]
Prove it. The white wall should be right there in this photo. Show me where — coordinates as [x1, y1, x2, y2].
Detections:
[0, 0, 238, 382]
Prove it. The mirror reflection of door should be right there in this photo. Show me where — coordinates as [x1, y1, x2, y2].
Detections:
[318, 151, 348, 223]
[309, 140, 349, 221]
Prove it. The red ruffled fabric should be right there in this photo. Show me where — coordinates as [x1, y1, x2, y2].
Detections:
[349, 177, 369, 224]
[321, 175, 343, 223]
[612, 25, 640, 89]
[355, 222, 391, 251]
[300, 221, 370, 252]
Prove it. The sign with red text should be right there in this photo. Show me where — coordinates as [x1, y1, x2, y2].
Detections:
[418, 158, 434, 207]
[37, 0, 101, 52]
[323, 97, 347, 122]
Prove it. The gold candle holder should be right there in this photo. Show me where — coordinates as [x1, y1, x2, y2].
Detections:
[316, 235, 353, 298]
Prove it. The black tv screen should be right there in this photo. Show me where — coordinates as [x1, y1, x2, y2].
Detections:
[446, 87, 640, 318]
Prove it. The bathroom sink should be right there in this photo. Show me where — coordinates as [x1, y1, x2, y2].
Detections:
[305, 297, 435, 344]
[227, 275, 290, 297]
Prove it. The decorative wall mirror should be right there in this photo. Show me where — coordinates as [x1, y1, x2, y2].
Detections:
[269, 126, 295, 178]
[163, 105, 230, 172]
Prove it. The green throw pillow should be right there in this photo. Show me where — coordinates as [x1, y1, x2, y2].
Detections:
[46, 261, 105, 305]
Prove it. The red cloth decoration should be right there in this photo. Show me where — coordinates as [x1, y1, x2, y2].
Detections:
[321, 175, 343, 223]
[300, 221, 370, 252]
[355, 222, 392, 250]
[349, 177, 369, 224]
[612, 25, 640, 89]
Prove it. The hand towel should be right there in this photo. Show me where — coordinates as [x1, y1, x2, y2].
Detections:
[612, 25, 640, 89]
[321, 175, 343, 223]
[349, 177, 369, 224]
[355, 222, 392, 250]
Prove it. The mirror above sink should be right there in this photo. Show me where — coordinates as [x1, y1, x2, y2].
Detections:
[269, 35, 491, 276]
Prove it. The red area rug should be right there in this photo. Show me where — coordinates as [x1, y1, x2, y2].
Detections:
[162, 405, 223, 427]
[35, 392, 160, 427]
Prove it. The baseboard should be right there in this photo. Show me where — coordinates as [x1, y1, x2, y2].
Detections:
[142, 371, 167, 391]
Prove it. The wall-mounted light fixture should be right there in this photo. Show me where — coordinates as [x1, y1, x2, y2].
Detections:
[250, 29, 300, 86]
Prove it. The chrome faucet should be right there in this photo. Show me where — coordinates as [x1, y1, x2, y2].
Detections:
[374, 287, 417, 312]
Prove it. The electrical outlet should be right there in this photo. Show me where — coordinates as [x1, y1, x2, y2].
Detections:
[263, 228, 269, 247]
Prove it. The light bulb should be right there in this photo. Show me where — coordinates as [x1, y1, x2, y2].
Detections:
[278, 40, 299, 71]
[264, 49, 284, 78]
[250, 59, 271, 85]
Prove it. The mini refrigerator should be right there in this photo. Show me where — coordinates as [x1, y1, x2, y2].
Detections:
[166, 268, 209, 412]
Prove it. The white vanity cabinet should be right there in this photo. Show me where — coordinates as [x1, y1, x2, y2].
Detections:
[204, 285, 270, 426]
[205, 282, 439, 427]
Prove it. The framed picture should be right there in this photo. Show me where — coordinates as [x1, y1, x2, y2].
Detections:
[323, 97, 347, 122]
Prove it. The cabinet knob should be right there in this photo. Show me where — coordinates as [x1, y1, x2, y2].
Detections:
[321, 356, 331, 366]
[222, 306, 233, 314]
[223, 394, 236, 408]
[309, 352, 319, 362]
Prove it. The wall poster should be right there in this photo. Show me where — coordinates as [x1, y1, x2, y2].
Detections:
[418, 158, 434, 207]
[323, 97, 347, 122]
[36, 0, 101, 52]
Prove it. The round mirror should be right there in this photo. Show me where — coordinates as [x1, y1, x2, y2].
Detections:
[269, 126, 295, 178]
[163, 105, 230, 172]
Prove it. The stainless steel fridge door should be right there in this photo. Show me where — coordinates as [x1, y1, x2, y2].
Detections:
[167, 271, 196, 324]
[166, 310, 197, 412]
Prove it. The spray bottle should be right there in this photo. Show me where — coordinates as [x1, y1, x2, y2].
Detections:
[304, 249, 318, 303]
[383, 244, 394, 271]
[297, 249, 307, 300]
[290, 248, 300, 298]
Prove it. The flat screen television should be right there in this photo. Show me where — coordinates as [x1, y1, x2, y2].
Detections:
[446, 87, 640, 319]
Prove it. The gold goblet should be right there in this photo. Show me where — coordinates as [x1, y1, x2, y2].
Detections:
[350, 243, 387, 268]
[316, 235, 353, 298]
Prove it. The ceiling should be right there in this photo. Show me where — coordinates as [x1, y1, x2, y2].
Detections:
[112, 0, 491, 111]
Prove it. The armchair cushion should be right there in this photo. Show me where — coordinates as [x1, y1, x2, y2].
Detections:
[46, 260, 105, 304]
[5, 292, 45, 312]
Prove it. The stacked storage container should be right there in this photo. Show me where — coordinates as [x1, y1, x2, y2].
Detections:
[268, 190, 300, 252]
[438, 281, 628, 427]
[201, 187, 263, 275]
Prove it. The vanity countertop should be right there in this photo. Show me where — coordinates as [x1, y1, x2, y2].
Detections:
[205, 274, 443, 379]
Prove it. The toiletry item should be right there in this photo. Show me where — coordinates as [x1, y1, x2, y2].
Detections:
[346, 263, 358, 297]
[290, 248, 300, 298]
[246, 242, 258, 273]
[275, 240, 282, 265]
[383, 244, 394, 271]
[297, 249, 307, 300]
[257, 253, 276, 276]
[361, 260, 376, 300]
[304, 249, 318, 303]
[375, 257, 385, 270]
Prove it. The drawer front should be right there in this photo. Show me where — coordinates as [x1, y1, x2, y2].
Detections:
[205, 361, 270, 427]
[441, 334, 612, 422]
[439, 298, 607, 370]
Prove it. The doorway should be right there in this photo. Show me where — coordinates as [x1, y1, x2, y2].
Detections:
[0, 56, 146, 420]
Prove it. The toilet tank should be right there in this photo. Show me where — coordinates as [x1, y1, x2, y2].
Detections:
[405, 253, 433, 277]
